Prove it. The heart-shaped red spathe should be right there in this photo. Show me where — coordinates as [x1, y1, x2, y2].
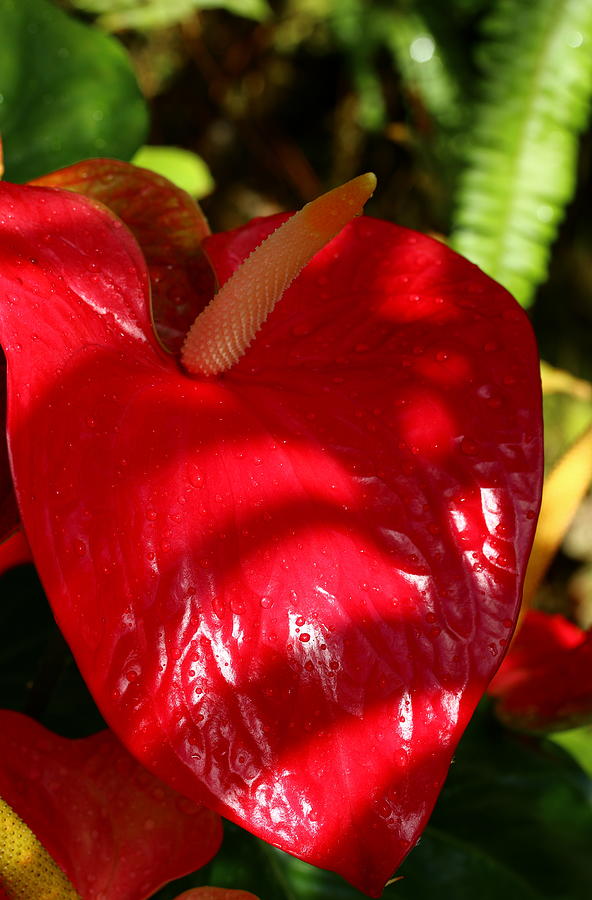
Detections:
[488, 610, 592, 732]
[0, 181, 542, 895]
[0, 710, 222, 900]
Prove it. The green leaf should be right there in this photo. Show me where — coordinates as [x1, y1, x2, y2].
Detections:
[131, 145, 214, 198]
[551, 727, 592, 779]
[0, 0, 148, 182]
[450, 0, 592, 306]
[426, 702, 592, 899]
[67, 0, 272, 30]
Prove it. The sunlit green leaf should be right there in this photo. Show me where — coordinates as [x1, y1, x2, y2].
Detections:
[131, 145, 214, 198]
[67, 0, 272, 30]
[551, 727, 592, 779]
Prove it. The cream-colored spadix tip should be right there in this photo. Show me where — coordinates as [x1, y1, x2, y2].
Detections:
[301, 172, 376, 236]
[181, 172, 378, 377]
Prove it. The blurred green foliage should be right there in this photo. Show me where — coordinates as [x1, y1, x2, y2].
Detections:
[66, 0, 272, 29]
[450, 0, 592, 307]
[0, 0, 147, 181]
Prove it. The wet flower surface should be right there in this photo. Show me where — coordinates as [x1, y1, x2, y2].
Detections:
[0, 167, 543, 895]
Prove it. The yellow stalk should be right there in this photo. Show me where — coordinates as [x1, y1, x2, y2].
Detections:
[522, 422, 592, 616]
[0, 795, 80, 899]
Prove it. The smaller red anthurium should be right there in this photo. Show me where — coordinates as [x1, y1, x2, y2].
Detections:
[488, 610, 592, 732]
[0, 710, 222, 899]
[0, 163, 543, 895]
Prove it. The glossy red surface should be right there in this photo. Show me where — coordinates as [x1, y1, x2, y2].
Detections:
[489, 610, 592, 731]
[0, 182, 543, 894]
[0, 711, 221, 900]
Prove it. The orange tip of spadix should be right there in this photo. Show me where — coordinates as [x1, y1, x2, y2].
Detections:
[301, 172, 377, 236]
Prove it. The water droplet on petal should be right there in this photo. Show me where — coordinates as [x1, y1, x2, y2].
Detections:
[460, 437, 477, 455]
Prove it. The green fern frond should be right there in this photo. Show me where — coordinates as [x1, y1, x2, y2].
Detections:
[450, 0, 592, 307]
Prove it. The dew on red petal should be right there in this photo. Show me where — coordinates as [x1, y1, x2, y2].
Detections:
[460, 437, 478, 455]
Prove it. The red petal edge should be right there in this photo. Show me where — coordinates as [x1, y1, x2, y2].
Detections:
[0, 353, 20, 555]
[0, 710, 222, 900]
[0, 183, 543, 895]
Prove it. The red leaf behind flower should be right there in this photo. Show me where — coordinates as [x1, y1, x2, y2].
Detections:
[32, 158, 215, 354]
[0, 711, 222, 900]
[488, 610, 592, 731]
[0, 182, 542, 895]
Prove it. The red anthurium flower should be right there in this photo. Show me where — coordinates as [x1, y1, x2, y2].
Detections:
[0, 167, 542, 895]
[488, 610, 592, 732]
[0, 710, 222, 899]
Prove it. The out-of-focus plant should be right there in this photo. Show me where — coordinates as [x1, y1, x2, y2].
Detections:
[0, 0, 147, 181]
[65, 0, 272, 30]
[132, 145, 215, 197]
[450, 0, 592, 306]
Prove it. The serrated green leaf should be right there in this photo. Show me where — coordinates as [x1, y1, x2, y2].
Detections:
[131, 145, 214, 198]
[450, 0, 592, 306]
[0, 0, 148, 182]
